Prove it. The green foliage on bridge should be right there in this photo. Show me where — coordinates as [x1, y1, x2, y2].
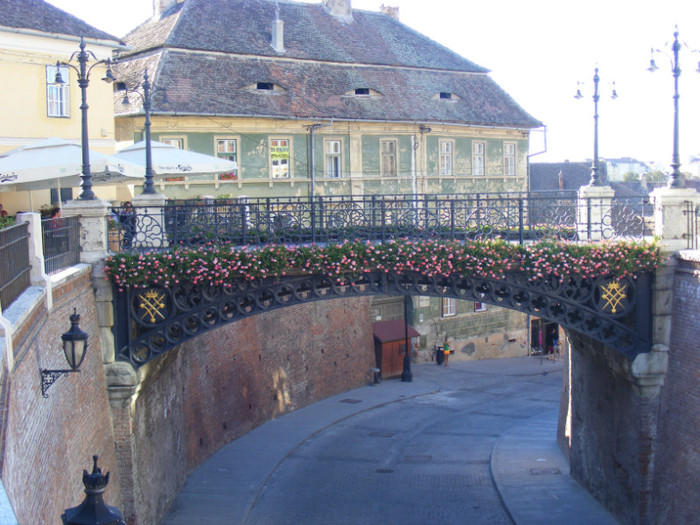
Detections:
[104, 239, 660, 292]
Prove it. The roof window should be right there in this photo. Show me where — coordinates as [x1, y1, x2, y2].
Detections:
[433, 91, 461, 101]
[257, 82, 274, 91]
[355, 88, 370, 96]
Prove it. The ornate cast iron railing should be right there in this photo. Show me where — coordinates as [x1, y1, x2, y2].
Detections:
[114, 270, 653, 368]
[110, 192, 654, 251]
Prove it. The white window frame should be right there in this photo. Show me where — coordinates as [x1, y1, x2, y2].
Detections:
[270, 138, 291, 179]
[380, 139, 398, 177]
[324, 139, 342, 178]
[472, 141, 485, 176]
[161, 137, 185, 149]
[47, 65, 70, 117]
[504, 142, 516, 176]
[216, 137, 238, 180]
[439, 140, 453, 176]
[442, 297, 456, 317]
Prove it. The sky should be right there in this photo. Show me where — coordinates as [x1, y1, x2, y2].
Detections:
[47, 0, 700, 171]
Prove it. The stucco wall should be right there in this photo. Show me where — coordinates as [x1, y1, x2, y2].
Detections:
[119, 297, 374, 525]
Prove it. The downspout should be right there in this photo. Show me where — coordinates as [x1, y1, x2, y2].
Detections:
[527, 125, 548, 193]
[307, 121, 333, 199]
[309, 125, 316, 199]
[525, 125, 547, 352]
[411, 135, 417, 199]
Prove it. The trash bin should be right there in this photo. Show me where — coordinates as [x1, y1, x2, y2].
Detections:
[436, 346, 444, 365]
[371, 367, 381, 384]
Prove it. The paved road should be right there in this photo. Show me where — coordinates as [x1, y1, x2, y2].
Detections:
[162, 358, 619, 525]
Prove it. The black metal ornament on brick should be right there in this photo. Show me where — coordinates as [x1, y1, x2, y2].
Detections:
[113, 271, 652, 368]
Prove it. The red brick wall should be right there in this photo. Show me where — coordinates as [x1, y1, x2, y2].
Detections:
[126, 297, 374, 524]
[1, 269, 120, 525]
[567, 331, 659, 525]
[652, 255, 700, 523]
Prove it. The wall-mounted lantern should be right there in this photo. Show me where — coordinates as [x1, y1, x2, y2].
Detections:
[40, 308, 88, 398]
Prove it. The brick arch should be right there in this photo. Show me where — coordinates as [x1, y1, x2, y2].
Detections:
[114, 269, 653, 367]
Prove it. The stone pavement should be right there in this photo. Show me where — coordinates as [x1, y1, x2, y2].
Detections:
[161, 357, 619, 524]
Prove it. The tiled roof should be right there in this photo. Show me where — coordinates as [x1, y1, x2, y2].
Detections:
[530, 162, 602, 191]
[609, 181, 648, 198]
[114, 0, 540, 128]
[114, 50, 541, 128]
[0, 0, 120, 43]
[373, 320, 420, 343]
[122, 0, 487, 73]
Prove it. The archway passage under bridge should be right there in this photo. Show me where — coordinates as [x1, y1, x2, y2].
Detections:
[113, 268, 652, 368]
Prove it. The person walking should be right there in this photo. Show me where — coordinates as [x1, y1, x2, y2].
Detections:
[117, 201, 136, 249]
[442, 335, 450, 367]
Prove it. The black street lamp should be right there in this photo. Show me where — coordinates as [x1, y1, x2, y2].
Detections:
[119, 69, 169, 194]
[575, 67, 618, 186]
[401, 295, 413, 382]
[61, 455, 125, 525]
[649, 29, 700, 189]
[40, 308, 89, 398]
[55, 37, 115, 200]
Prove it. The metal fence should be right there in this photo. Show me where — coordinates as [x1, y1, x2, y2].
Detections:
[0, 222, 31, 310]
[42, 216, 80, 274]
[111, 192, 655, 252]
[685, 201, 700, 250]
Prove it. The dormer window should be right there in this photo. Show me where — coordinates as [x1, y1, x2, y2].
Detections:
[245, 81, 286, 93]
[345, 87, 382, 98]
[433, 92, 461, 101]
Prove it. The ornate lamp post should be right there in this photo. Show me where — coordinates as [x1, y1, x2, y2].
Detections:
[119, 69, 169, 194]
[401, 295, 413, 382]
[55, 37, 115, 200]
[575, 67, 618, 186]
[648, 29, 700, 189]
[61, 455, 125, 525]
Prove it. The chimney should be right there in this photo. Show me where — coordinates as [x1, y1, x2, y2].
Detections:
[323, 0, 352, 18]
[380, 4, 400, 20]
[153, 0, 182, 17]
[271, 7, 284, 53]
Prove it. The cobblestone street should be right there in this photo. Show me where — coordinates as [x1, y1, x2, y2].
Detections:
[161, 358, 610, 525]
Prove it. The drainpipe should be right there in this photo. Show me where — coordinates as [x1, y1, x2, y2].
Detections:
[307, 121, 333, 199]
[411, 135, 417, 199]
[527, 125, 547, 193]
[417, 125, 431, 221]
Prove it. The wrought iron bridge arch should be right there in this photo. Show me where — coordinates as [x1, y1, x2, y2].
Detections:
[114, 269, 652, 368]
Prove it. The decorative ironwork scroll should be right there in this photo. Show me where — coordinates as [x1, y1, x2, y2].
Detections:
[110, 192, 653, 251]
[114, 271, 653, 368]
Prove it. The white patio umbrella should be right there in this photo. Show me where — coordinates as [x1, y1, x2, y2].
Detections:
[0, 137, 144, 194]
[113, 140, 237, 176]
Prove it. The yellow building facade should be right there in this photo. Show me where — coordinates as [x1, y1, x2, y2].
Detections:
[0, 26, 126, 213]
